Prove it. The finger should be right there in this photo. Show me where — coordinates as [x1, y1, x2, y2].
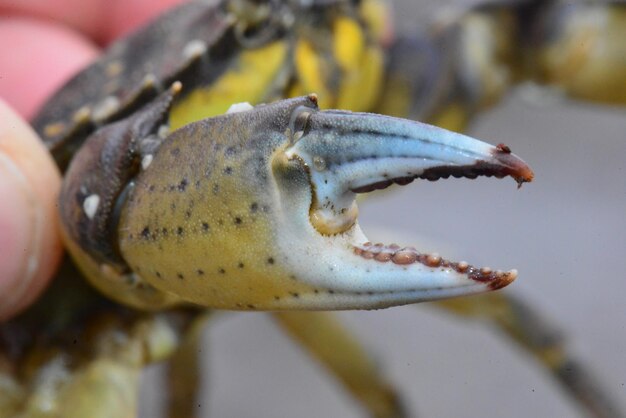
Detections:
[0, 99, 63, 321]
[0, 0, 187, 45]
[0, 17, 99, 120]
[0, 0, 105, 40]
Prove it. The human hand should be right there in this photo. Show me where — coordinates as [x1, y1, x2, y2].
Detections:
[0, 0, 186, 320]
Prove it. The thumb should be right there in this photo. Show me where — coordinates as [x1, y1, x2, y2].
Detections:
[0, 99, 63, 320]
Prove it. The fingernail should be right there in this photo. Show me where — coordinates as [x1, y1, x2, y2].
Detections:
[0, 152, 42, 318]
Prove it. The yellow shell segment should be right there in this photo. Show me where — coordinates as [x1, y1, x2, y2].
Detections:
[333, 17, 365, 73]
[358, 0, 393, 45]
[169, 41, 289, 129]
[336, 44, 384, 112]
[292, 15, 384, 112]
[427, 102, 470, 133]
[293, 39, 334, 108]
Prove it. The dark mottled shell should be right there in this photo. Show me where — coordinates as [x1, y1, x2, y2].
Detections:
[33, 2, 236, 170]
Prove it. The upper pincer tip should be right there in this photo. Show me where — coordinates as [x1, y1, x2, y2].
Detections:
[492, 143, 534, 187]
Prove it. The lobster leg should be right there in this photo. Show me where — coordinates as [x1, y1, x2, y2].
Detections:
[166, 311, 212, 418]
[273, 311, 405, 418]
[434, 293, 624, 418]
[3, 311, 188, 418]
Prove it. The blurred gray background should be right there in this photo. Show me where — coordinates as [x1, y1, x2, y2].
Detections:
[140, 1, 626, 417]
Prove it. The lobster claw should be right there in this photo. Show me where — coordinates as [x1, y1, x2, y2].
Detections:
[73, 94, 532, 310]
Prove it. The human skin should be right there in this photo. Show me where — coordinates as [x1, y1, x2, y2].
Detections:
[0, 0, 186, 320]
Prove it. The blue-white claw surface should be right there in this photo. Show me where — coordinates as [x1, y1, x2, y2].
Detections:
[273, 98, 533, 309]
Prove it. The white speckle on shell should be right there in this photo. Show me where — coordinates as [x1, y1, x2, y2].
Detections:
[142, 73, 157, 87]
[157, 124, 169, 139]
[83, 194, 100, 220]
[227, 102, 254, 114]
[182, 39, 208, 60]
[72, 106, 91, 123]
[142, 154, 154, 170]
[92, 95, 120, 122]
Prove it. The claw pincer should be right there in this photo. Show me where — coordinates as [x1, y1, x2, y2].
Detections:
[59, 92, 533, 311]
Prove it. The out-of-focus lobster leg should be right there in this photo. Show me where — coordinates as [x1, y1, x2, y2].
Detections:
[273, 312, 405, 418]
[435, 293, 624, 418]
[166, 311, 212, 418]
[377, 1, 626, 132]
[0, 358, 23, 418]
[3, 311, 187, 418]
[529, 2, 626, 105]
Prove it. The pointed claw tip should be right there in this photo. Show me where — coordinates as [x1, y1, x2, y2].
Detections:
[513, 164, 534, 188]
[487, 269, 518, 290]
[491, 145, 534, 186]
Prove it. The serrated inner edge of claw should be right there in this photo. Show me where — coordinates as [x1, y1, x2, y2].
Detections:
[349, 160, 522, 194]
[352, 242, 517, 290]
